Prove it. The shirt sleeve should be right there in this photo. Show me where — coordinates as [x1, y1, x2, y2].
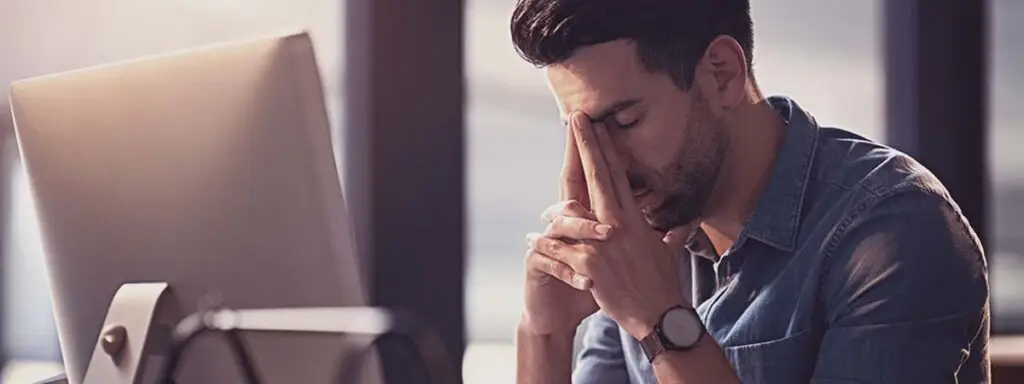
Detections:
[812, 190, 990, 383]
[572, 311, 631, 384]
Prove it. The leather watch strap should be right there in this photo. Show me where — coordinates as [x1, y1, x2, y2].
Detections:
[639, 324, 667, 362]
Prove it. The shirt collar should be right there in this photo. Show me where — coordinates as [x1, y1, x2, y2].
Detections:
[741, 96, 819, 252]
[686, 96, 819, 257]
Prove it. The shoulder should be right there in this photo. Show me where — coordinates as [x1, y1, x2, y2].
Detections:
[804, 132, 990, 377]
[808, 127, 981, 253]
[809, 127, 948, 197]
[809, 142, 987, 328]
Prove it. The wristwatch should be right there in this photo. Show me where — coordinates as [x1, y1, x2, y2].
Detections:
[638, 305, 705, 362]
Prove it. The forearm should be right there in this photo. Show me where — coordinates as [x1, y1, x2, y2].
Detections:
[515, 322, 576, 384]
[652, 333, 740, 384]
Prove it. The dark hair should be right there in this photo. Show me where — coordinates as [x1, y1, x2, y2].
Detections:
[510, 0, 753, 89]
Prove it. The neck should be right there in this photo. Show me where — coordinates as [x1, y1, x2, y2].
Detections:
[699, 95, 785, 255]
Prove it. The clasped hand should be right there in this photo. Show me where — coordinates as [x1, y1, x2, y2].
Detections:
[524, 112, 693, 340]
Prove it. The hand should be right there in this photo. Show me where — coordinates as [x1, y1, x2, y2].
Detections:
[520, 116, 600, 336]
[529, 113, 696, 340]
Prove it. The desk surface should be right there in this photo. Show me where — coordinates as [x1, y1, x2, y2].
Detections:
[2, 360, 63, 384]
[6, 337, 1024, 383]
[992, 335, 1024, 366]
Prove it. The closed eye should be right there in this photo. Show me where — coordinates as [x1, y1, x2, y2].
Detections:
[615, 118, 640, 130]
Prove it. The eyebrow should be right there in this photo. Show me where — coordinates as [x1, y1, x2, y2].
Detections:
[561, 98, 642, 126]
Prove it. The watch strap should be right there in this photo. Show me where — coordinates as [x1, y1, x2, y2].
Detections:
[639, 324, 667, 362]
[638, 305, 704, 363]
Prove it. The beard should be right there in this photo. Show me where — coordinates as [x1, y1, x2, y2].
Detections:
[640, 95, 729, 233]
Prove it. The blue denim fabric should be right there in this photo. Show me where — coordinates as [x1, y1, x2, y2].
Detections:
[572, 96, 990, 383]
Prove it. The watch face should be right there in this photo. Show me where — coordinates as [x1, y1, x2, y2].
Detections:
[662, 307, 703, 348]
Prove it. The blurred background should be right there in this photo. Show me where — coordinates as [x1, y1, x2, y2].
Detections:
[0, 0, 1020, 383]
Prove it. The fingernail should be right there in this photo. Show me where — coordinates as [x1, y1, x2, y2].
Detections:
[525, 233, 538, 245]
[595, 224, 611, 237]
[573, 274, 592, 290]
[572, 111, 587, 125]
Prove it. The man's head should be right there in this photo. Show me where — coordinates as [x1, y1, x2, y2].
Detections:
[511, 0, 755, 232]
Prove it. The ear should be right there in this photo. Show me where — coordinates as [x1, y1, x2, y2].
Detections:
[693, 35, 749, 109]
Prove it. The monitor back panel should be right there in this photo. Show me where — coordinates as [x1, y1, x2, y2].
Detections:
[10, 33, 371, 383]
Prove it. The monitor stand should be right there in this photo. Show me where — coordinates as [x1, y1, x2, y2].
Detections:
[83, 282, 176, 384]
[65, 283, 456, 384]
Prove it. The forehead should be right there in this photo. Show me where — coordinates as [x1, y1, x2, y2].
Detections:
[545, 40, 663, 122]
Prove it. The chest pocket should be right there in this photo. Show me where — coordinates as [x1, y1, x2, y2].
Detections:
[724, 330, 817, 384]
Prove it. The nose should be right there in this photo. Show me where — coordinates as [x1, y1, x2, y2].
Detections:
[610, 138, 633, 167]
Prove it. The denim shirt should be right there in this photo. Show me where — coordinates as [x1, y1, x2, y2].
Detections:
[572, 96, 990, 384]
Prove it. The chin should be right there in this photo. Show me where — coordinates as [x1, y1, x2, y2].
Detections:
[645, 203, 701, 233]
[645, 213, 683, 233]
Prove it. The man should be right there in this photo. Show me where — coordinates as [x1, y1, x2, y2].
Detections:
[510, 0, 990, 383]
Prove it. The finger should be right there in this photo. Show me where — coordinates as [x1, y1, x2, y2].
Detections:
[545, 215, 612, 241]
[593, 122, 636, 213]
[572, 114, 619, 220]
[540, 199, 596, 223]
[560, 114, 589, 208]
[526, 232, 590, 272]
[525, 250, 592, 290]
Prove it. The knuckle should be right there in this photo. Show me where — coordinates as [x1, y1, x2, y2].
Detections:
[561, 200, 589, 217]
[545, 217, 566, 237]
[550, 262, 572, 281]
[549, 215, 565, 229]
[540, 204, 558, 221]
[543, 221, 556, 235]
[545, 238, 562, 254]
[526, 252, 554, 273]
[544, 201, 575, 221]
[524, 235, 537, 250]
[563, 199, 582, 211]
[523, 249, 538, 267]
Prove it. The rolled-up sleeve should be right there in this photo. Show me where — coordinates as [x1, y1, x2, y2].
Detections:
[812, 190, 990, 383]
[572, 311, 630, 384]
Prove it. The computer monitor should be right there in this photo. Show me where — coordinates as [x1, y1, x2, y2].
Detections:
[9, 32, 372, 383]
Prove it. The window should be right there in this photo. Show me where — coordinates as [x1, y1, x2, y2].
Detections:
[463, 1, 884, 382]
[989, 0, 1024, 333]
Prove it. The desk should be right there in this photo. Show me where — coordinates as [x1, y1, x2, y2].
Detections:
[992, 335, 1024, 382]
[2, 360, 63, 384]
[2, 343, 512, 384]
[11, 339, 1020, 383]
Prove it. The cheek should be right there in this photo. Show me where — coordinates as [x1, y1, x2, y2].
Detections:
[620, 122, 687, 173]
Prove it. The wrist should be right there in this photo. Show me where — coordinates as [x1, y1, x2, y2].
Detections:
[516, 320, 577, 357]
[515, 317, 576, 384]
[626, 299, 691, 340]
[517, 315, 578, 341]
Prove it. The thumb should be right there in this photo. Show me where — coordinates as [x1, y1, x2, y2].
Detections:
[662, 224, 698, 253]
